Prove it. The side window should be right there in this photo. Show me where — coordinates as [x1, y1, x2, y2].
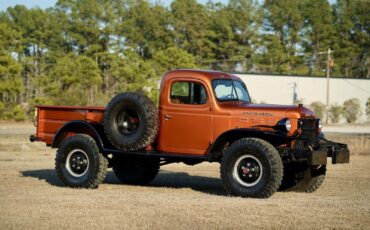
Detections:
[170, 81, 207, 105]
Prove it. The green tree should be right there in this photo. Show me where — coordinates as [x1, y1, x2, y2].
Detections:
[171, 0, 214, 60]
[0, 54, 23, 107]
[0, 22, 21, 53]
[207, 0, 261, 72]
[0, 101, 4, 117]
[309, 101, 326, 119]
[257, 34, 290, 74]
[328, 104, 343, 123]
[119, 0, 174, 59]
[3, 6, 65, 103]
[2, 105, 26, 121]
[113, 51, 158, 102]
[262, 0, 305, 73]
[343, 98, 362, 123]
[333, 0, 369, 78]
[152, 47, 197, 74]
[48, 54, 102, 105]
[56, 0, 102, 56]
[365, 98, 370, 122]
[302, 0, 336, 76]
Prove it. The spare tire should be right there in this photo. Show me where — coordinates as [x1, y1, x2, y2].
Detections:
[104, 92, 159, 151]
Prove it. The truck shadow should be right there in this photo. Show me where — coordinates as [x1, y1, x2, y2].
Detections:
[21, 169, 226, 196]
[106, 170, 226, 196]
[21, 169, 63, 186]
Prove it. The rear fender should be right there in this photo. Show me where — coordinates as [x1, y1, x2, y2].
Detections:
[52, 120, 105, 150]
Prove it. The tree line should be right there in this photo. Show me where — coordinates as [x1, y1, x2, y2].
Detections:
[0, 0, 369, 121]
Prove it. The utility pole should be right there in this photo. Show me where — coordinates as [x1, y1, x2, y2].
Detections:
[318, 48, 334, 124]
[326, 48, 331, 124]
[292, 82, 297, 105]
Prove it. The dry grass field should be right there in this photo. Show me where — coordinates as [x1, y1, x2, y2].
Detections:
[0, 123, 369, 229]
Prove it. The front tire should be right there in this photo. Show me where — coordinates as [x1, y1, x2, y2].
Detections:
[220, 138, 283, 198]
[55, 134, 108, 188]
[112, 156, 159, 185]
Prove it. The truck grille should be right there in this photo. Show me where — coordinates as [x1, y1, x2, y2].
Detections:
[299, 118, 320, 147]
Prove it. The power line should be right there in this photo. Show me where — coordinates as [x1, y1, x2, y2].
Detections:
[343, 79, 370, 94]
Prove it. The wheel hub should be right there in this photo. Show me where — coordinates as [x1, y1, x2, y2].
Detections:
[233, 154, 263, 187]
[65, 149, 89, 177]
[117, 109, 140, 136]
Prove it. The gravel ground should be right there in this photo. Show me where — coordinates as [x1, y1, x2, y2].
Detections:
[0, 123, 369, 229]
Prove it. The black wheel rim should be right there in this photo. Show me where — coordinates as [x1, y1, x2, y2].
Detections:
[116, 109, 140, 136]
[233, 154, 263, 187]
[66, 149, 89, 177]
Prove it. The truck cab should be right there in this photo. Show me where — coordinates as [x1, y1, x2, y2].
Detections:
[30, 69, 350, 198]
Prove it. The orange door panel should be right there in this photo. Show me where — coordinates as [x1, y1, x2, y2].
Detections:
[161, 105, 212, 155]
[158, 78, 213, 155]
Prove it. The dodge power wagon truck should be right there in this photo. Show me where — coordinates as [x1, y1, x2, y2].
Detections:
[30, 70, 350, 198]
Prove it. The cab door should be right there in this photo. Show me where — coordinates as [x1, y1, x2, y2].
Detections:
[158, 78, 213, 155]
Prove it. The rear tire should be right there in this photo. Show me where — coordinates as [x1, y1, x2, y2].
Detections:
[55, 134, 108, 188]
[220, 138, 283, 198]
[279, 164, 326, 193]
[104, 92, 159, 151]
[112, 156, 159, 185]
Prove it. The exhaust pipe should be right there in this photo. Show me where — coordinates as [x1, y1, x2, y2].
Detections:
[29, 135, 37, 142]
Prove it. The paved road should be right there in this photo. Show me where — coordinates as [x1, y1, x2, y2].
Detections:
[323, 125, 370, 134]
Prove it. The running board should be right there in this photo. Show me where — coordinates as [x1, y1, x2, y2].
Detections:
[102, 148, 208, 161]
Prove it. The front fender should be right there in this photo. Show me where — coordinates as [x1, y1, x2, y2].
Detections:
[208, 128, 290, 160]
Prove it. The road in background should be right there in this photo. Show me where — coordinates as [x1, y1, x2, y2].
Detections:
[323, 125, 370, 134]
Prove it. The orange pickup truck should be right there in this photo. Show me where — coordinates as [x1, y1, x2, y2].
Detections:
[30, 70, 349, 198]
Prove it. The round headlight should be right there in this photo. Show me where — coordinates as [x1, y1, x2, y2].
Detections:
[318, 119, 323, 129]
[285, 119, 291, 131]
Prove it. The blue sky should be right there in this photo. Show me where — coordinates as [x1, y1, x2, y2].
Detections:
[0, 0, 337, 12]
[0, 0, 229, 11]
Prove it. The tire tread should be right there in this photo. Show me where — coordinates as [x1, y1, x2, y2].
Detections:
[104, 92, 158, 151]
[220, 138, 283, 198]
[55, 134, 108, 188]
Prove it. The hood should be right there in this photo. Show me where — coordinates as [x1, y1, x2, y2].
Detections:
[217, 102, 315, 119]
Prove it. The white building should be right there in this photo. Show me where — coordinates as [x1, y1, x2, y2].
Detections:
[237, 74, 370, 122]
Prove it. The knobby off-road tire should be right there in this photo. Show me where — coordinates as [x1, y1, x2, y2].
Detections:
[279, 164, 326, 193]
[220, 138, 283, 198]
[112, 156, 160, 185]
[55, 134, 108, 188]
[104, 92, 159, 152]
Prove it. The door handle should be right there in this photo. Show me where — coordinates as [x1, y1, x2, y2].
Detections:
[165, 115, 172, 120]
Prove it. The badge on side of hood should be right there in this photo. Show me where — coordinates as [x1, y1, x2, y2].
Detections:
[243, 112, 273, 116]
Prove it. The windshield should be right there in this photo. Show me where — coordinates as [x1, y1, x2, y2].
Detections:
[212, 79, 251, 102]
